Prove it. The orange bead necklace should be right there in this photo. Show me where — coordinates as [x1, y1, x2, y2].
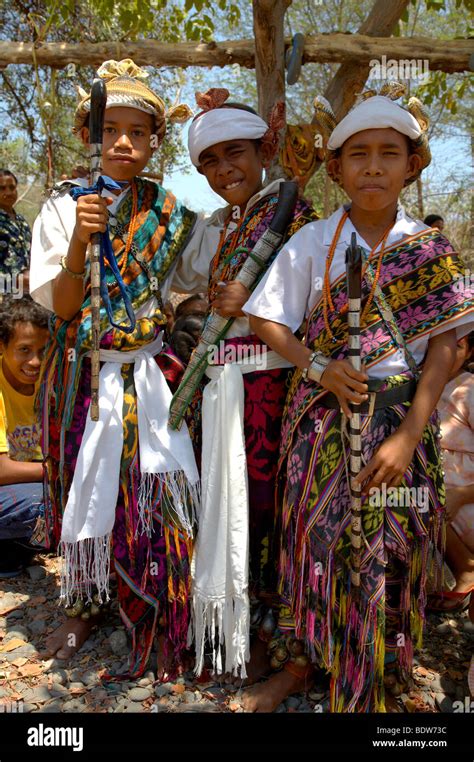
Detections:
[105, 181, 139, 278]
[209, 210, 244, 300]
[322, 209, 394, 342]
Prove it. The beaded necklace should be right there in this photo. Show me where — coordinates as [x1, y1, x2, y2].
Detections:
[208, 211, 244, 301]
[323, 209, 394, 343]
[105, 181, 139, 277]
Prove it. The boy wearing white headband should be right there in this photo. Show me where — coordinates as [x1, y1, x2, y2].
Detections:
[179, 89, 318, 684]
[243, 83, 474, 712]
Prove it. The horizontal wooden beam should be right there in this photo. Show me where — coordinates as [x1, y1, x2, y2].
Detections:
[0, 34, 471, 73]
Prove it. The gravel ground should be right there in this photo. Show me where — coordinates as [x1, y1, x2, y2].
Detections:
[0, 553, 472, 715]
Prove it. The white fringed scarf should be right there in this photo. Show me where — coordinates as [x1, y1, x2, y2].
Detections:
[60, 334, 200, 605]
[189, 350, 292, 678]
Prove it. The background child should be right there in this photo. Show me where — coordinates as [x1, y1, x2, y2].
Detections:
[243, 83, 473, 712]
[0, 170, 31, 296]
[0, 296, 49, 576]
[430, 332, 474, 620]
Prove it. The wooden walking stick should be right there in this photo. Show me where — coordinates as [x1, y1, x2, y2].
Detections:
[88, 79, 107, 421]
[346, 232, 363, 597]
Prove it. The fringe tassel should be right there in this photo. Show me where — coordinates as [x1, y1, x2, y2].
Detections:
[189, 592, 250, 679]
[59, 534, 111, 606]
[137, 471, 200, 540]
[330, 587, 385, 713]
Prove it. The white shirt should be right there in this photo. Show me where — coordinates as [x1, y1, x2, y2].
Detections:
[29, 179, 161, 315]
[30, 178, 284, 338]
[172, 178, 285, 338]
[30, 178, 207, 316]
[244, 204, 473, 379]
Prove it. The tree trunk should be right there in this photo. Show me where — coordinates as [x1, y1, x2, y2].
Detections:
[323, 0, 411, 120]
[253, 0, 292, 181]
[323, 172, 331, 218]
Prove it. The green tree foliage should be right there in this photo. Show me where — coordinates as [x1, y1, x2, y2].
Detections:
[0, 0, 470, 241]
[0, 0, 241, 186]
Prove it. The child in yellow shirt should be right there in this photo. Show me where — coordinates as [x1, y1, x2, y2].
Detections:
[0, 296, 49, 576]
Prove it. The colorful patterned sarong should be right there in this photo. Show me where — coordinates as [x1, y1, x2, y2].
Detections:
[277, 229, 473, 711]
[188, 193, 318, 600]
[38, 179, 196, 678]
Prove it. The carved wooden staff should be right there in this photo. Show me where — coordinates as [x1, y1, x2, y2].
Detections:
[88, 79, 107, 421]
[346, 232, 363, 597]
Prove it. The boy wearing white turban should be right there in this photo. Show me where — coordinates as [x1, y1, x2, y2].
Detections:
[178, 89, 318, 684]
[243, 83, 473, 712]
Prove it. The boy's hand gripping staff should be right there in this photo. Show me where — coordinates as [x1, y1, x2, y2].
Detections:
[168, 181, 299, 430]
[88, 78, 107, 421]
[346, 232, 363, 597]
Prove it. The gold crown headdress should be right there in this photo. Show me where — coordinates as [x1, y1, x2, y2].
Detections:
[73, 59, 192, 141]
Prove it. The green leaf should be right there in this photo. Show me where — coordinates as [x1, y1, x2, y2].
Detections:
[119, 8, 135, 27]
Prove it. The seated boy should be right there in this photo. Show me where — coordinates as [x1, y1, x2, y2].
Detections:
[0, 296, 49, 576]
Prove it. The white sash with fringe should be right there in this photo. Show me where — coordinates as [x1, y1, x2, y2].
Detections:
[190, 349, 293, 678]
[60, 334, 200, 605]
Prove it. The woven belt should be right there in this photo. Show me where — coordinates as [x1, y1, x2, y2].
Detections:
[320, 378, 417, 415]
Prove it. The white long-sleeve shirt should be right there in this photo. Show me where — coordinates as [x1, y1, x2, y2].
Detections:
[244, 204, 474, 379]
[30, 178, 285, 339]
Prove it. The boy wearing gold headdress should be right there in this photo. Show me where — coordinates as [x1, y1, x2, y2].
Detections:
[29, 60, 200, 679]
[243, 84, 474, 711]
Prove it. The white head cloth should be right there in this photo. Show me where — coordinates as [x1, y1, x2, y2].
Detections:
[188, 108, 269, 166]
[327, 95, 422, 150]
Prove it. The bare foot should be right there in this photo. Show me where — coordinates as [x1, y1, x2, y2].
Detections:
[241, 667, 314, 712]
[153, 633, 193, 682]
[41, 617, 95, 660]
[384, 693, 403, 713]
[452, 568, 474, 595]
[235, 638, 271, 686]
[155, 633, 170, 682]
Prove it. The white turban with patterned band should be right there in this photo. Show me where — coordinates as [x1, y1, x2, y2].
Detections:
[327, 95, 422, 150]
[188, 108, 270, 167]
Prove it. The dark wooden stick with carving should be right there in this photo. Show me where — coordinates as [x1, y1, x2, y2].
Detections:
[88, 78, 107, 421]
[346, 232, 363, 597]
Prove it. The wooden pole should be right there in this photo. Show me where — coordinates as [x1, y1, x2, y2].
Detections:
[252, 0, 292, 181]
[0, 35, 470, 72]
